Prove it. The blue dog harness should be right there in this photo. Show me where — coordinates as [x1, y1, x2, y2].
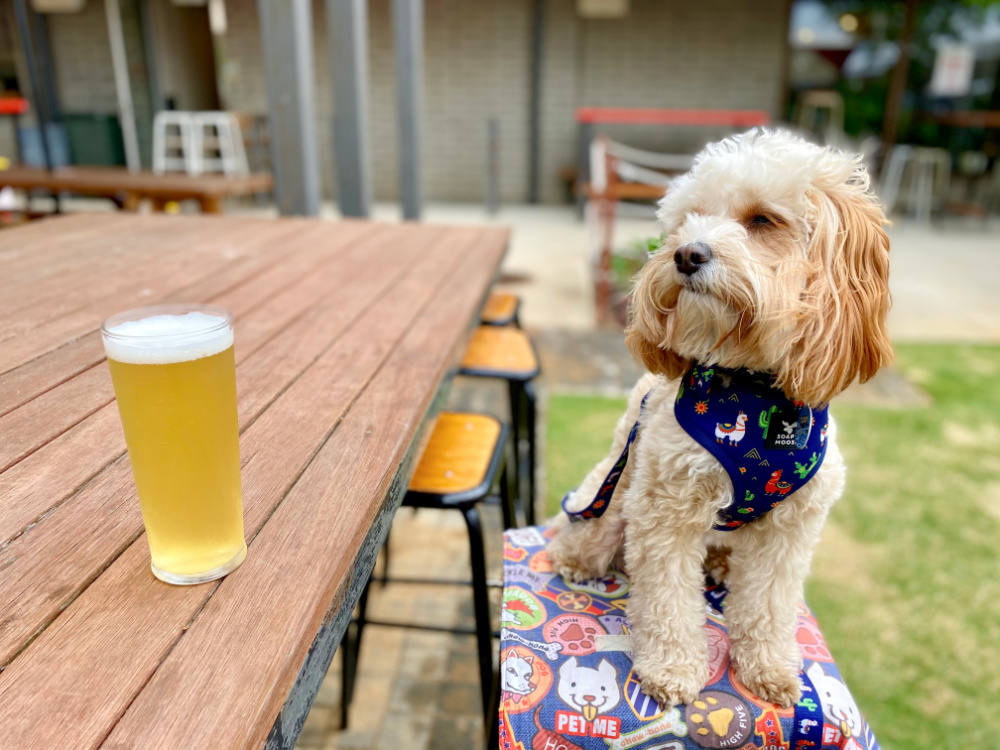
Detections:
[563, 363, 829, 531]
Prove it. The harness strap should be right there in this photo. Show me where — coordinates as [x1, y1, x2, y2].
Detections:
[792, 669, 826, 748]
[562, 392, 650, 522]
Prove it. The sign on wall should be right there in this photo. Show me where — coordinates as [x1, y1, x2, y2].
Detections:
[929, 43, 975, 97]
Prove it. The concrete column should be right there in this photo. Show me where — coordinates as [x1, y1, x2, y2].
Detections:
[257, 0, 322, 216]
[327, 0, 373, 218]
[393, 0, 422, 220]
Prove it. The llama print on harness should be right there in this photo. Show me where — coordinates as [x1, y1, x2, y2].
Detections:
[765, 469, 794, 495]
[715, 412, 748, 446]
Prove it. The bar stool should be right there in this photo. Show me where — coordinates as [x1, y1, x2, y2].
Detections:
[340, 413, 515, 726]
[481, 291, 521, 327]
[460, 326, 541, 526]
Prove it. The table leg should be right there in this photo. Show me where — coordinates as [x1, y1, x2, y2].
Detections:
[199, 196, 223, 214]
[121, 192, 141, 212]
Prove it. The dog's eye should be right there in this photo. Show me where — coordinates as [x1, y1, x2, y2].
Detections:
[749, 214, 772, 226]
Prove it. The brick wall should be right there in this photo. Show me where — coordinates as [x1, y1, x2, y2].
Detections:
[46, 0, 119, 115]
[218, 0, 532, 203]
[217, 0, 787, 204]
[538, 0, 788, 202]
[15, 0, 787, 200]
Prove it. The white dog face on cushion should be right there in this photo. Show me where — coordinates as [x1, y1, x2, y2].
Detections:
[557, 657, 622, 721]
[806, 662, 863, 738]
[626, 129, 892, 405]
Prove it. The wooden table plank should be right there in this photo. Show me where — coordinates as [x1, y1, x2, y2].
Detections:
[0, 214, 147, 277]
[0, 221, 379, 547]
[0, 223, 443, 660]
[0, 221, 267, 373]
[0, 219, 372, 415]
[0, 226, 506, 750]
[0, 166, 273, 202]
[0, 215, 261, 324]
[102, 229, 507, 750]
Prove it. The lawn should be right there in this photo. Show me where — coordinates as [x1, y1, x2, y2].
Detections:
[544, 344, 1000, 750]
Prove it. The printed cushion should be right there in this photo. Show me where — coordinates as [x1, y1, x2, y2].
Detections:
[498, 526, 878, 750]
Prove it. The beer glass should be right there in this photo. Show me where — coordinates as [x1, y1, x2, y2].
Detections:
[102, 304, 246, 585]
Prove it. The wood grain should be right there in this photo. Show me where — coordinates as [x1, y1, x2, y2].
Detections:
[0, 225, 506, 750]
[101, 230, 507, 750]
[0, 223, 441, 666]
[0, 166, 273, 202]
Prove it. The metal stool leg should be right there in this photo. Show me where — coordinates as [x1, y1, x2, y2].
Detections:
[507, 380, 522, 514]
[499, 446, 516, 531]
[381, 529, 391, 586]
[462, 504, 494, 721]
[523, 380, 537, 526]
[486, 665, 502, 750]
[340, 576, 372, 729]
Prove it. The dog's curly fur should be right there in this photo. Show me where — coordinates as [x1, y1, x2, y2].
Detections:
[548, 129, 891, 709]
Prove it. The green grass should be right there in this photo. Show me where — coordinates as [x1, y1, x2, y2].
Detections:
[545, 345, 1000, 750]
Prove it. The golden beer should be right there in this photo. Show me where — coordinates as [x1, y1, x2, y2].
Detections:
[102, 305, 246, 585]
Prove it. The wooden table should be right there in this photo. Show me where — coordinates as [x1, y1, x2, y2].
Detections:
[0, 213, 509, 749]
[0, 166, 274, 213]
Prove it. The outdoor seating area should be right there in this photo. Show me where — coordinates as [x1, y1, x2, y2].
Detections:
[3, 1, 1000, 749]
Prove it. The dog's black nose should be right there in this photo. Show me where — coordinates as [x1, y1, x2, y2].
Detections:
[674, 242, 713, 276]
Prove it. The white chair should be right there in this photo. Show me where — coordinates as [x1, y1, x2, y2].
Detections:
[193, 112, 249, 177]
[879, 145, 952, 222]
[152, 111, 198, 176]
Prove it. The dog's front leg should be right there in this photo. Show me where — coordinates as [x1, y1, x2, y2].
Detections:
[723, 507, 828, 708]
[623, 477, 719, 708]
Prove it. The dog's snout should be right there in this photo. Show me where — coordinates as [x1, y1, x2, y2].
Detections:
[674, 242, 713, 276]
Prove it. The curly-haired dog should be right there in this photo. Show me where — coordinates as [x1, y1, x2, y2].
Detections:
[549, 130, 891, 709]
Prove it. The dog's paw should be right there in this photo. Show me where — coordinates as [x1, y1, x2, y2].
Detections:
[548, 539, 605, 583]
[735, 662, 802, 708]
[551, 555, 602, 584]
[633, 661, 706, 708]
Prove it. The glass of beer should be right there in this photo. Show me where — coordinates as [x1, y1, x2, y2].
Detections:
[102, 304, 246, 585]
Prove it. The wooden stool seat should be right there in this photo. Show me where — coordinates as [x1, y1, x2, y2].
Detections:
[460, 326, 539, 380]
[481, 291, 520, 326]
[409, 413, 503, 497]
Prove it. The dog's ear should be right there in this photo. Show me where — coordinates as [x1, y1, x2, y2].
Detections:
[778, 170, 892, 405]
[625, 253, 690, 378]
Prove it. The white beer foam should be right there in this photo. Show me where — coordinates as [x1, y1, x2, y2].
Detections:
[103, 312, 233, 365]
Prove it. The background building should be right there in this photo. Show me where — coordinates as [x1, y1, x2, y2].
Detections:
[0, 0, 791, 204]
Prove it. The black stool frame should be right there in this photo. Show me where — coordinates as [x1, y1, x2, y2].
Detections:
[340, 421, 515, 727]
[459, 352, 540, 527]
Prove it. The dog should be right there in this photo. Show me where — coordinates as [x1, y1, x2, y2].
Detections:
[548, 129, 891, 709]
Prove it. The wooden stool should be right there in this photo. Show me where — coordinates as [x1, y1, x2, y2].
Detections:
[481, 291, 521, 327]
[460, 326, 540, 526]
[340, 413, 515, 726]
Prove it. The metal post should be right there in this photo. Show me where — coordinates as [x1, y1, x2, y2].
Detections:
[105, 0, 142, 172]
[393, 0, 422, 221]
[527, 0, 544, 203]
[485, 118, 499, 215]
[139, 0, 164, 112]
[257, 0, 321, 216]
[11, 0, 54, 172]
[576, 121, 593, 216]
[327, 0, 372, 218]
